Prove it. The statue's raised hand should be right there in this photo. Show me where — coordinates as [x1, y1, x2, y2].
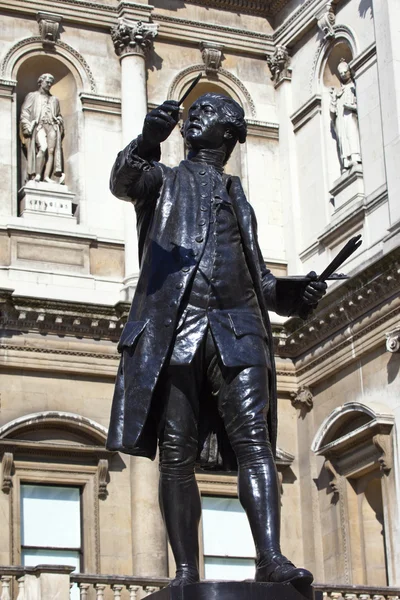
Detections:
[142, 100, 180, 148]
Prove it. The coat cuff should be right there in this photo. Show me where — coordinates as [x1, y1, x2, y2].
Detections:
[127, 135, 161, 169]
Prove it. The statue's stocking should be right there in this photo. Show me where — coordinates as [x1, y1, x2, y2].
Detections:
[159, 472, 201, 585]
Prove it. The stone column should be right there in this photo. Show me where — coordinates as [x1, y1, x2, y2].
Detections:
[111, 19, 157, 301]
[111, 20, 166, 577]
[266, 48, 302, 274]
[372, 0, 400, 231]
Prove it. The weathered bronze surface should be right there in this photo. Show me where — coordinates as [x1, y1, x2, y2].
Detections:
[107, 92, 326, 587]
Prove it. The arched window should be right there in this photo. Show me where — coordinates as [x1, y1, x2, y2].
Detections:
[0, 412, 113, 574]
[312, 402, 396, 585]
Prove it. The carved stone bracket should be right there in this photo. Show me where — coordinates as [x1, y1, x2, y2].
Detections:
[111, 19, 158, 58]
[324, 459, 340, 495]
[200, 41, 224, 73]
[290, 385, 313, 414]
[315, 1, 336, 41]
[97, 458, 109, 500]
[36, 12, 62, 48]
[1, 452, 14, 493]
[385, 326, 400, 353]
[372, 434, 393, 473]
[266, 45, 291, 84]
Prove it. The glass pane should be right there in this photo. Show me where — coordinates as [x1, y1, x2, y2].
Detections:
[22, 549, 80, 571]
[202, 497, 255, 558]
[204, 557, 255, 580]
[21, 485, 81, 548]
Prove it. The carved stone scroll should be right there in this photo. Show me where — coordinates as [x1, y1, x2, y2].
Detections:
[200, 41, 224, 73]
[111, 19, 158, 58]
[373, 434, 393, 473]
[266, 45, 291, 84]
[324, 459, 340, 495]
[385, 326, 400, 353]
[36, 12, 62, 48]
[1, 452, 14, 493]
[315, 1, 336, 41]
[97, 458, 109, 500]
[290, 386, 313, 413]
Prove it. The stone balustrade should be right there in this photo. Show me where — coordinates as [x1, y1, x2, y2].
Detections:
[2, 568, 400, 600]
[0, 567, 170, 600]
[313, 584, 400, 600]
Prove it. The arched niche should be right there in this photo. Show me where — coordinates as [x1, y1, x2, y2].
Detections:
[167, 66, 255, 180]
[312, 401, 395, 585]
[15, 55, 81, 198]
[319, 40, 355, 188]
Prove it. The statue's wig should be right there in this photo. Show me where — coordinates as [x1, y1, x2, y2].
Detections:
[197, 92, 247, 144]
[185, 92, 247, 164]
[37, 73, 55, 87]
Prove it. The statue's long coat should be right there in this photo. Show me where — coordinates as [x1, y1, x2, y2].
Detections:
[106, 141, 306, 469]
[19, 91, 64, 177]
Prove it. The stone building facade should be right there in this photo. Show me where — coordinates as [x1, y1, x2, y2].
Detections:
[0, 0, 399, 592]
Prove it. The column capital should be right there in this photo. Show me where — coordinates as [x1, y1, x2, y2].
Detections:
[266, 45, 291, 86]
[111, 19, 158, 58]
[200, 41, 224, 74]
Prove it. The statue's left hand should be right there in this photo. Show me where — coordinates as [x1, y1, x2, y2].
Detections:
[302, 271, 327, 305]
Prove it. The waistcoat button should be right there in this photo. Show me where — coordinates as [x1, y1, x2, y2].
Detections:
[195, 235, 204, 243]
[164, 318, 172, 327]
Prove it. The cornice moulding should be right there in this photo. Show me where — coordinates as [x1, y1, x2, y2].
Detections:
[80, 93, 121, 116]
[246, 119, 279, 139]
[152, 13, 274, 55]
[290, 94, 322, 133]
[350, 42, 376, 77]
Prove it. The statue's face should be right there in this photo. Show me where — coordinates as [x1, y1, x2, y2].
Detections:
[39, 74, 54, 92]
[338, 63, 351, 83]
[183, 96, 232, 151]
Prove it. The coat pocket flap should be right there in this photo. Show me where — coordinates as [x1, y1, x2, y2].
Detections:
[228, 312, 266, 338]
[117, 320, 148, 353]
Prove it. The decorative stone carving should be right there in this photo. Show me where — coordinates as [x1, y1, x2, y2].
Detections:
[266, 45, 291, 84]
[97, 458, 109, 500]
[19, 73, 65, 184]
[385, 326, 400, 353]
[110, 19, 158, 58]
[324, 459, 340, 494]
[329, 59, 362, 172]
[1, 452, 14, 493]
[36, 12, 62, 48]
[290, 385, 313, 413]
[200, 41, 223, 73]
[373, 434, 393, 473]
[315, 1, 336, 41]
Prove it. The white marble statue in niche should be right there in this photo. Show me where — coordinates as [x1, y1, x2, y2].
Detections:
[19, 73, 65, 184]
[329, 58, 362, 172]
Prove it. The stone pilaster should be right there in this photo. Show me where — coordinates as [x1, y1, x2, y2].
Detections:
[111, 19, 158, 300]
[372, 0, 400, 231]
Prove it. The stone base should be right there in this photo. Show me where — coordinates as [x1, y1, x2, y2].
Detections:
[18, 180, 77, 222]
[329, 165, 364, 215]
[146, 581, 313, 600]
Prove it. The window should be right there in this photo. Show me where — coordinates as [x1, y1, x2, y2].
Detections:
[201, 496, 255, 580]
[21, 484, 82, 572]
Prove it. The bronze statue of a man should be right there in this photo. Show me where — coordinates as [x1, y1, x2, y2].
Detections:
[107, 92, 326, 587]
[19, 73, 65, 183]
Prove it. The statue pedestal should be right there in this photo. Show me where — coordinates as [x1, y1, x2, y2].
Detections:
[146, 581, 313, 600]
[18, 180, 77, 223]
[329, 165, 364, 216]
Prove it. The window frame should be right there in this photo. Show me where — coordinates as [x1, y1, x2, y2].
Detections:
[12, 461, 99, 573]
[20, 481, 84, 572]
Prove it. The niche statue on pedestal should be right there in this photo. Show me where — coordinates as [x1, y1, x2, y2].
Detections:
[18, 73, 76, 221]
[329, 58, 362, 172]
[20, 72, 65, 184]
